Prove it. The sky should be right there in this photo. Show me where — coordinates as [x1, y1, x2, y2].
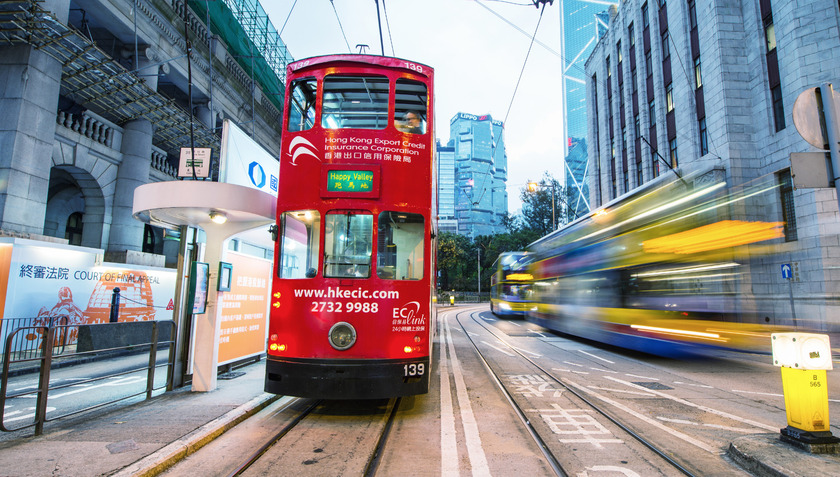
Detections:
[264, 0, 571, 213]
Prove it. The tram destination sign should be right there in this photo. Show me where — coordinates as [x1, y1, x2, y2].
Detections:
[327, 170, 374, 192]
[321, 165, 380, 199]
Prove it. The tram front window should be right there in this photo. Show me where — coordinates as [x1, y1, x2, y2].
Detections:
[394, 78, 427, 134]
[324, 212, 373, 278]
[377, 212, 424, 280]
[288, 78, 317, 132]
[322, 76, 389, 130]
[278, 210, 321, 278]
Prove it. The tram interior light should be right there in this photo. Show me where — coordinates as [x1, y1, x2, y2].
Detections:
[209, 210, 227, 224]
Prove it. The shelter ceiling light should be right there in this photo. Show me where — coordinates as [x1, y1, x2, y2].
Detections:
[209, 210, 227, 224]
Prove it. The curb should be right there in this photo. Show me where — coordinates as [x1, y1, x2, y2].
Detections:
[112, 393, 283, 477]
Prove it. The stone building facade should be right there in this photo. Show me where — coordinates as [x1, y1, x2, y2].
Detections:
[0, 0, 287, 266]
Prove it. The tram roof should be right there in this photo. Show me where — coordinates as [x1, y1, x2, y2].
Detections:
[288, 54, 434, 78]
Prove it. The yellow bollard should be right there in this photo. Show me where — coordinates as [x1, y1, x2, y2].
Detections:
[771, 333, 840, 449]
[449, 295, 454, 306]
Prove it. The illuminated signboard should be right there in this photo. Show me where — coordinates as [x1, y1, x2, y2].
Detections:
[321, 165, 380, 199]
[327, 170, 374, 193]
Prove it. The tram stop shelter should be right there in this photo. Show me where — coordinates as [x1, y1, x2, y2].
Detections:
[133, 181, 275, 392]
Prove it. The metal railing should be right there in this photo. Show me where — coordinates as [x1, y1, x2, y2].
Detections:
[0, 320, 176, 435]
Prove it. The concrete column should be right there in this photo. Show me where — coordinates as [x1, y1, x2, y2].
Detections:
[108, 119, 152, 253]
[0, 0, 70, 233]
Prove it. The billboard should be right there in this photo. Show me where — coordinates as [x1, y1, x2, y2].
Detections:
[219, 119, 279, 197]
[217, 251, 271, 364]
[0, 238, 177, 349]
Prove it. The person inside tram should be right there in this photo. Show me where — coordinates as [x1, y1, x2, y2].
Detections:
[397, 111, 424, 134]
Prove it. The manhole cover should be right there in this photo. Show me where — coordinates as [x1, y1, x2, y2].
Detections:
[633, 381, 672, 390]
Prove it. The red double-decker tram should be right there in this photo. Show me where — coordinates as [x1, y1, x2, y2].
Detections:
[265, 55, 436, 399]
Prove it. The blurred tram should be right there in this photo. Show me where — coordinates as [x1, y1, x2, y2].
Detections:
[525, 168, 793, 357]
[265, 55, 436, 399]
[490, 251, 533, 317]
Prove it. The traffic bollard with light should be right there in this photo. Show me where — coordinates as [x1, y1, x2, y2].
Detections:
[771, 332, 840, 451]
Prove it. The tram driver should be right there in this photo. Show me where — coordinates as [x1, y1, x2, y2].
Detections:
[397, 111, 424, 134]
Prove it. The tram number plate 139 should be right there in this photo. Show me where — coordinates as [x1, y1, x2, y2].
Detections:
[403, 363, 425, 377]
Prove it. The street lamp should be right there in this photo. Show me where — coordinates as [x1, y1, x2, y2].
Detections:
[528, 181, 556, 231]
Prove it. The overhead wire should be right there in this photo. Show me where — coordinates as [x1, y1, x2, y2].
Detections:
[473, 1, 549, 209]
[279, 0, 297, 35]
[382, 0, 395, 56]
[329, 0, 352, 53]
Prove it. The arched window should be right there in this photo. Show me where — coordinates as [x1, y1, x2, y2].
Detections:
[143, 224, 156, 253]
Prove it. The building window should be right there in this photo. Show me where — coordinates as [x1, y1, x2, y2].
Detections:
[764, 15, 776, 52]
[652, 149, 660, 178]
[636, 160, 643, 185]
[694, 57, 702, 89]
[606, 56, 611, 78]
[65, 212, 84, 246]
[642, 2, 649, 30]
[634, 114, 641, 138]
[699, 118, 708, 155]
[649, 99, 656, 127]
[669, 138, 678, 168]
[628, 23, 635, 47]
[645, 51, 652, 77]
[778, 169, 797, 242]
[666, 83, 674, 112]
[617, 40, 622, 63]
[772, 85, 785, 131]
[661, 31, 670, 59]
[689, 0, 697, 30]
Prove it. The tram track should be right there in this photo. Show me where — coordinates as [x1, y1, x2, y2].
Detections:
[163, 396, 402, 477]
[454, 308, 702, 477]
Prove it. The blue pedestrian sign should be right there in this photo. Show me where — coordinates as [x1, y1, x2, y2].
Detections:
[781, 264, 792, 279]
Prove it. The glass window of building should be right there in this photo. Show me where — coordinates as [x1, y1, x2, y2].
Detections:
[694, 57, 702, 89]
[669, 138, 678, 168]
[649, 99, 656, 126]
[394, 78, 427, 134]
[322, 76, 389, 129]
[377, 211, 425, 280]
[278, 210, 321, 278]
[642, 2, 649, 30]
[764, 15, 776, 52]
[699, 118, 708, 155]
[772, 85, 785, 131]
[778, 169, 797, 242]
[661, 31, 670, 59]
[287, 78, 317, 132]
[324, 211, 373, 278]
[666, 83, 674, 112]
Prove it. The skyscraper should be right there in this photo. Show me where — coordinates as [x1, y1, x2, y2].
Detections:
[560, 2, 613, 219]
[436, 139, 457, 234]
[449, 113, 508, 237]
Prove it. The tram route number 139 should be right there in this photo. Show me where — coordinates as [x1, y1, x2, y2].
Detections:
[404, 363, 425, 377]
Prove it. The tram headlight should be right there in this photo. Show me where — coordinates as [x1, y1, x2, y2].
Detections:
[328, 322, 357, 351]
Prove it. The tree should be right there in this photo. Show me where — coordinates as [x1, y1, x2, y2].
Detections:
[436, 232, 473, 291]
[520, 172, 567, 236]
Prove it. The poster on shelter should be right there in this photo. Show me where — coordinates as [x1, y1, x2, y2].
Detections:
[217, 251, 271, 364]
[0, 238, 177, 349]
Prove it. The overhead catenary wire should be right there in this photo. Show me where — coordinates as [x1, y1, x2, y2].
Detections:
[381, 0, 395, 56]
[330, 0, 352, 53]
[279, 0, 297, 35]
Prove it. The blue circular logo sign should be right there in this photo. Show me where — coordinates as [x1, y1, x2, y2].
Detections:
[248, 161, 266, 189]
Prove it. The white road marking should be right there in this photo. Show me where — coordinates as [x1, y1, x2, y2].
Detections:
[441, 313, 490, 476]
[604, 376, 777, 432]
[624, 374, 658, 381]
[439, 315, 458, 476]
[587, 386, 655, 397]
[481, 341, 515, 357]
[564, 378, 719, 454]
[656, 416, 768, 434]
[578, 350, 615, 364]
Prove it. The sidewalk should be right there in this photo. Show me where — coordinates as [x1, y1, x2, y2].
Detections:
[0, 361, 275, 477]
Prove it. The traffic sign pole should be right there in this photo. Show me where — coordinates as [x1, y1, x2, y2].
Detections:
[818, 84, 840, 210]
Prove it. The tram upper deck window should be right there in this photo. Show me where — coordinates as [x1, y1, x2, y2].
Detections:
[278, 210, 321, 278]
[288, 78, 317, 132]
[394, 79, 427, 134]
[324, 212, 374, 278]
[377, 211, 424, 280]
[322, 76, 389, 129]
